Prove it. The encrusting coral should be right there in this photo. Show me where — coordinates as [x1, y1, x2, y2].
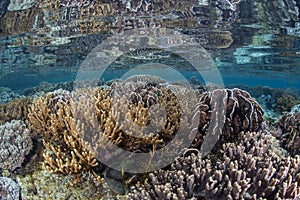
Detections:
[0, 120, 33, 171]
[127, 131, 300, 200]
[16, 169, 115, 200]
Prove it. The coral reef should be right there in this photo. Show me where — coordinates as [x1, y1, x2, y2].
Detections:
[193, 88, 264, 150]
[0, 120, 33, 171]
[0, 87, 21, 104]
[233, 85, 300, 115]
[0, 97, 31, 125]
[272, 111, 300, 156]
[0, 177, 20, 200]
[94, 79, 197, 153]
[127, 131, 300, 199]
[27, 79, 196, 187]
[28, 89, 101, 177]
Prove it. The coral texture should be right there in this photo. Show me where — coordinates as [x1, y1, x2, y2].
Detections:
[193, 88, 264, 150]
[27, 80, 197, 182]
[127, 131, 300, 199]
[96, 80, 196, 153]
[16, 169, 114, 200]
[0, 177, 20, 200]
[0, 97, 31, 125]
[0, 120, 33, 171]
[273, 111, 300, 156]
[28, 89, 100, 177]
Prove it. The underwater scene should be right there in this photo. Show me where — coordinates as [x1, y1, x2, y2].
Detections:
[1, 0, 300, 199]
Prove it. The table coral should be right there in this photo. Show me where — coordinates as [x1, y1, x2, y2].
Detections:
[127, 131, 300, 199]
[0, 120, 33, 171]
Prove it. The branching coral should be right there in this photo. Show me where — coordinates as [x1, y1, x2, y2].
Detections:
[127, 131, 300, 200]
[27, 77, 197, 184]
[82, 76, 197, 156]
[0, 120, 32, 171]
[28, 89, 100, 177]
[95, 81, 187, 153]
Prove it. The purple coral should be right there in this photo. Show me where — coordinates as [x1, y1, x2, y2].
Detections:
[0, 120, 33, 171]
[0, 177, 20, 200]
[193, 88, 264, 149]
[127, 131, 300, 199]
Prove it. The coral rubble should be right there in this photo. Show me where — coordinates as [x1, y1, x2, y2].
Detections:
[0, 120, 33, 171]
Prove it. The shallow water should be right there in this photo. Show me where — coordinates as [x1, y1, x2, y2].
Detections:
[1, 1, 300, 199]
[0, 0, 300, 92]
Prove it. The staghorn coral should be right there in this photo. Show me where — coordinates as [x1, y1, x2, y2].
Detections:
[0, 97, 31, 125]
[272, 111, 300, 156]
[28, 89, 100, 177]
[192, 88, 264, 150]
[127, 131, 300, 199]
[0, 177, 20, 200]
[0, 120, 33, 171]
